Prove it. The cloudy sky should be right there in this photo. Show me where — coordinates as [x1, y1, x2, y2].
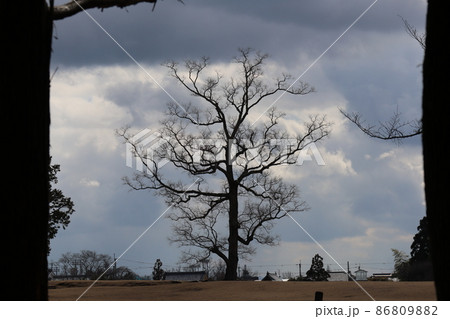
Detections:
[49, 0, 426, 278]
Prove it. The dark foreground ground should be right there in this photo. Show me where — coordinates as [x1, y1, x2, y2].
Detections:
[49, 280, 436, 301]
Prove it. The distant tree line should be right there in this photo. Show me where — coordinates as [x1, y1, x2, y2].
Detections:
[49, 250, 138, 280]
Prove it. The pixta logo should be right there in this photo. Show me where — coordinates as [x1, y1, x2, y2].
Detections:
[125, 129, 170, 172]
[126, 129, 325, 171]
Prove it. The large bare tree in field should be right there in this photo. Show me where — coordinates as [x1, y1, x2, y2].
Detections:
[121, 49, 331, 280]
[4, 0, 158, 300]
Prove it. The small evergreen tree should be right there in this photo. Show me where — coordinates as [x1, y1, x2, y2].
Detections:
[410, 216, 431, 263]
[409, 216, 433, 280]
[306, 254, 330, 281]
[152, 259, 165, 280]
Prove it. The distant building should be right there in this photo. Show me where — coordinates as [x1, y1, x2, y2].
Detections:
[164, 271, 207, 281]
[261, 272, 283, 281]
[327, 271, 348, 281]
[355, 267, 368, 281]
[370, 273, 393, 281]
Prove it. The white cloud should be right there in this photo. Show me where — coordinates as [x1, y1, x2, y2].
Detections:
[378, 150, 395, 160]
[319, 148, 357, 176]
[80, 178, 100, 187]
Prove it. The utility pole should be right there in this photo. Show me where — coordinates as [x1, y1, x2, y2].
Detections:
[113, 253, 117, 280]
[347, 261, 350, 281]
[299, 260, 302, 279]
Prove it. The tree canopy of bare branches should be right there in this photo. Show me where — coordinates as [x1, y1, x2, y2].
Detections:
[339, 106, 422, 141]
[55, 250, 137, 279]
[339, 17, 424, 141]
[120, 48, 331, 280]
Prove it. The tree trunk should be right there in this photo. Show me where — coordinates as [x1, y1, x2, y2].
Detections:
[3, 0, 52, 300]
[225, 183, 239, 280]
[422, 0, 450, 301]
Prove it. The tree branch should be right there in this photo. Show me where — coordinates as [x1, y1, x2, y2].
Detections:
[339, 106, 422, 141]
[52, 0, 158, 20]
[400, 16, 426, 50]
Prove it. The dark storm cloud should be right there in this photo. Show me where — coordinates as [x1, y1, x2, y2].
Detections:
[52, 0, 271, 67]
[195, 0, 425, 32]
[51, 0, 425, 68]
[51, 0, 426, 141]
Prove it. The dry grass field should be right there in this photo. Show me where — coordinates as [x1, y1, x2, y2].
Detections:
[48, 280, 436, 301]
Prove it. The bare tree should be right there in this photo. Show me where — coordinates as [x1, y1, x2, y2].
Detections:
[58, 252, 81, 278]
[120, 48, 331, 280]
[77, 250, 113, 278]
[57, 250, 112, 278]
[56, 250, 137, 279]
[339, 17, 424, 141]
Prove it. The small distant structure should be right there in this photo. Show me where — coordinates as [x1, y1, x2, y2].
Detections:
[164, 271, 207, 281]
[327, 271, 348, 282]
[261, 272, 283, 281]
[370, 273, 393, 281]
[355, 267, 368, 281]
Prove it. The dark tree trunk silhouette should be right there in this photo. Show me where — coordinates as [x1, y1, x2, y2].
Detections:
[3, 0, 156, 301]
[4, 0, 52, 300]
[225, 182, 239, 280]
[422, 0, 450, 301]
